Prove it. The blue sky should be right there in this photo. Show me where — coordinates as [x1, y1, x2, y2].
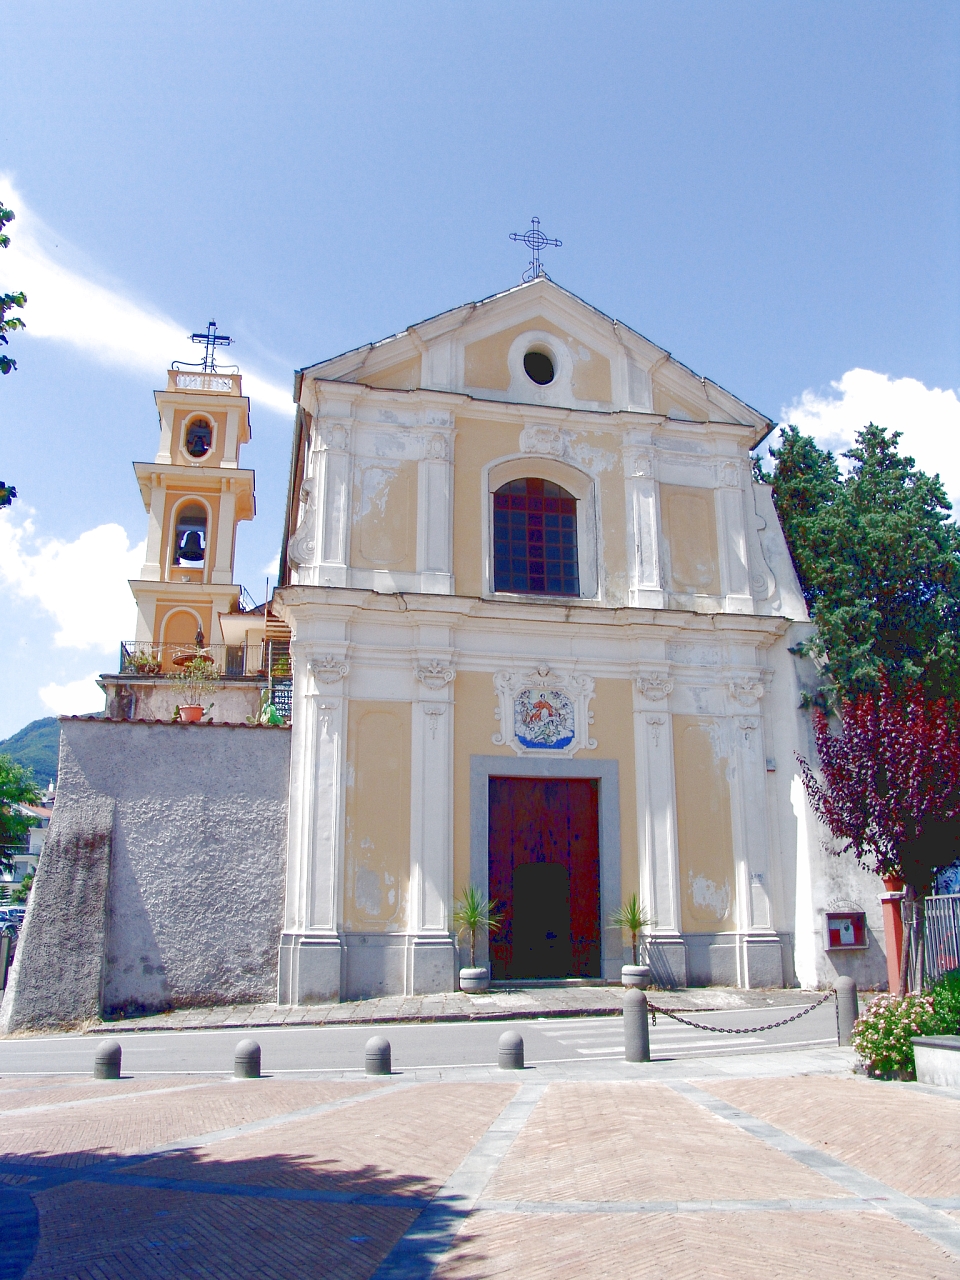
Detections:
[1, 1, 959, 739]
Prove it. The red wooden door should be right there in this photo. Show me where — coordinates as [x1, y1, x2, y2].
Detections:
[488, 777, 601, 980]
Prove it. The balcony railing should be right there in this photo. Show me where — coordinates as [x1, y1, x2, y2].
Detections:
[118, 641, 291, 681]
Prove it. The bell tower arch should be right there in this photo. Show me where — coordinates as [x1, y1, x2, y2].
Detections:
[129, 362, 255, 649]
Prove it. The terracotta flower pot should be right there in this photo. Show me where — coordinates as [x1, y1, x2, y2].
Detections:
[882, 875, 904, 893]
[179, 705, 204, 723]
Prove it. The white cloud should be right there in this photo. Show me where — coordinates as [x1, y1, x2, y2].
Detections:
[777, 368, 960, 508]
[263, 553, 280, 578]
[0, 175, 292, 417]
[0, 512, 143, 651]
[39, 673, 104, 718]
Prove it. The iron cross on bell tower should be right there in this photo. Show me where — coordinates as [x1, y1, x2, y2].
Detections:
[189, 319, 233, 373]
[510, 217, 562, 282]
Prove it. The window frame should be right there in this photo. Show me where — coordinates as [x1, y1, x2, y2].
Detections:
[168, 496, 213, 579]
[483, 456, 599, 602]
[180, 413, 217, 464]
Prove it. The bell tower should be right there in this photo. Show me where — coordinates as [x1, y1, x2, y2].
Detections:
[129, 324, 255, 656]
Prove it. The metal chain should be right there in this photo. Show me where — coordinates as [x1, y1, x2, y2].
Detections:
[646, 988, 836, 1034]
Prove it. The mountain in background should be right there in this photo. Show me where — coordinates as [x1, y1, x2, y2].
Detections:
[0, 718, 60, 788]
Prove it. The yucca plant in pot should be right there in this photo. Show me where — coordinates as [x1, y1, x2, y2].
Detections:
[452, 885, 504, 993]
[611, 893, 654, 987]
[172, 655, 218, 723]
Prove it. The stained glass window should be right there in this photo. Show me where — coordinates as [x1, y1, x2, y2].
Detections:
[493, 477, 579, 596]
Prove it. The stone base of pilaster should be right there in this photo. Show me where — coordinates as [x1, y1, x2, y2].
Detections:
[740, 932, 785, 989]
[647, 933, 688, 988]
[277, 931, 343, 1005]
[405, 932, 458, 995]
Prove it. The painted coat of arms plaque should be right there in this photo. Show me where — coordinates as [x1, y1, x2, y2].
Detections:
[493, 666, 596, 756]
[514, 687, 575, 750]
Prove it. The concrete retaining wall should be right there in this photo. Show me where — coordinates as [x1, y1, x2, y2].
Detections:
[1, 717, 290, 1032]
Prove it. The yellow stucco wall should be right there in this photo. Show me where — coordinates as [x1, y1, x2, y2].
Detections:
[344, 700, 412, 932]
[660, 484, 722, 596]
[672, 715, 737, 933]
[591, 678, 638, 902]
[362, 355, 422, 390]
[463, 316, 612, 403]
[350, 460, 418, 572]
[452, 670, 512, 897]
[452, 418, 521, 596]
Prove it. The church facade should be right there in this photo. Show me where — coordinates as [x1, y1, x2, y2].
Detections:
[273, 278, 836, 1002]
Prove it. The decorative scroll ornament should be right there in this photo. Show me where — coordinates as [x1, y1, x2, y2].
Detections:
[729, 676, 765, 707]
[416, 658, 455, 690]
[422, 433, 449, 460]
[719, 460, 741, 488]
[637, 673, 673, 702]
[493, 665, 596, 757]
[422, 703, 446, 740]
[519, 423, 564, 457]
[287, 476, 317, 567]
[646, 714, 666, 748]
[736, 715, 760, 745]
[318, 421, 349, 451]
[308, 654, 349, 685]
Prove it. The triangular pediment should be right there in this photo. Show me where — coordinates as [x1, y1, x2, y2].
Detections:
[297, 278, 771, 438]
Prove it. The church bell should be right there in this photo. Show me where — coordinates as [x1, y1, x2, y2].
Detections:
[178, 530, 205, 562]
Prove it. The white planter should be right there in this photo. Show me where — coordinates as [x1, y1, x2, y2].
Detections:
[621, 964, 651, 988]
[460, 966, 490, 993]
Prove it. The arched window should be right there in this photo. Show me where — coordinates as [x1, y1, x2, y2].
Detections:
[173, 503, 207, 566]
[493, 477, 579, 596]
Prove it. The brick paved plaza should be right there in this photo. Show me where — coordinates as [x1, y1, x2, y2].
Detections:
[1, 1063, 959, 1278]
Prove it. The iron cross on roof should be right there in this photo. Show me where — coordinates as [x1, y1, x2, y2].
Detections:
[510, 217, 562, 282]
[189, 320, 233, 373]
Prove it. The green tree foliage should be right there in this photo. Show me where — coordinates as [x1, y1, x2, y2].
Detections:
[1, 201, 26, 376]
[0, 754, 41, 874]
[0, 718, 59, 789]
[9, 871, 33, 904]
[767, 423, 960, 700]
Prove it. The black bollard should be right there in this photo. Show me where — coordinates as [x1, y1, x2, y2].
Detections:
[623, 988, 651, 1063]
[365, 1036, 392, 1075]
[498, 1029, 524, 1070]
[93, 1038, 122, 1080]
[835, 976, 859, 1046]
[234, 1038, 261, 1079]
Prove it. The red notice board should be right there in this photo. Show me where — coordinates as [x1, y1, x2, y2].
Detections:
[825, 911, 867, 950]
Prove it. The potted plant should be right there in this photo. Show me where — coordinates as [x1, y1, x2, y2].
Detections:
[172, 655, 218, 723]
[128, 649, 161, 676]
[611, 892, 653, 987]
[452, 885, 503, 993]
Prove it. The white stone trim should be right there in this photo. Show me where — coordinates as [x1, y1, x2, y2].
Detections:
[482, 453, 600, 602]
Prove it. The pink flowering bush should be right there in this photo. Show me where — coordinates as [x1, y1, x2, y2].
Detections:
[850, 993, 939, 1079]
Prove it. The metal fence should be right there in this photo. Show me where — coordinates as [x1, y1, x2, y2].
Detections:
[924, 894, 960, 984]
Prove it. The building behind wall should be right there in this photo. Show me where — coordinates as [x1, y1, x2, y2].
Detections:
[275, 276, 890, 1002]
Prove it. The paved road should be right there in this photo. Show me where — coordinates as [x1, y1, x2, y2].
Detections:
[0, 1001, 839, 1075]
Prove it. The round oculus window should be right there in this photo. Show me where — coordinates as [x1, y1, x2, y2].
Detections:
[185, 418, 212, 458]
[523, 349, 555, 385]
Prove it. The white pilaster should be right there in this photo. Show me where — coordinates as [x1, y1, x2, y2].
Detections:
[222, 408, 240, 467]
[634, 675, 686, 985]
[416, 428, 455, 594]
[278, 650, 348, 1003]
[726, 678, 783, 987]
[140, 476, 165, 581]
[211, 482, 237, 584]
[624, 442, 664, 609]
[406, 653, 457, 994]
[716, 462, 753, 614]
